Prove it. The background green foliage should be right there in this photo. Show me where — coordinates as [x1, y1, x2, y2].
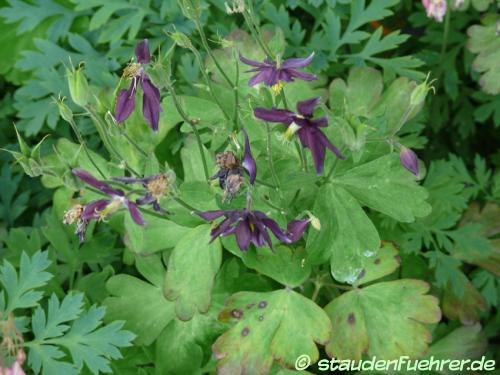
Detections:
[0, 0, 499, 374]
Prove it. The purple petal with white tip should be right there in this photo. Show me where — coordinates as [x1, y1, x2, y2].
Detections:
[281, 53, 315, 69]
[239, 53, 268, 68]
[242, 128, 257, 185]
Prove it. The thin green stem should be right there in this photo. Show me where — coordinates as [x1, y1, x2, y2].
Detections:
[192, 48, 232, 122]
[166, 83, 210, 180]
[233, 48, 240, 129]
[85, 106, 141, 176]
[440, 9, 451, 58]
[194, 18, 234, 88]
[173, 196, 199, 212]
[265, 122, 281, 192]
[66, 117, 106, 179]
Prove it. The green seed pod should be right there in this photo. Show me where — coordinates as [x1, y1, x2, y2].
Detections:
[170, 31, 194, 50]
[67, 65, 90, 107]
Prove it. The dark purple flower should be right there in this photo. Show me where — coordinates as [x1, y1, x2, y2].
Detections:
[399, 146, 419, 176]
[239, 52, 317, 89]
[197, 209, 291, 250]
[254, 97, 345, 175]
[64, 169, 145, 242]
[115, 39, 162, 132]
[112, 173, 173, 213]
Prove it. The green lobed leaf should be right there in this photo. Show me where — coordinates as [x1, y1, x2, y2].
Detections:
[335, 153, 432, 222]
[306, 184, 380, 284]
[0, 250, 52, 313]
[325, 279, 441, 360]
[163, 225, 222, 321]
[213, 289, 331, 374]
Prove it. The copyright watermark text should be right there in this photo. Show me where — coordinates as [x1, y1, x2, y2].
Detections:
[294, 355, 496, 372]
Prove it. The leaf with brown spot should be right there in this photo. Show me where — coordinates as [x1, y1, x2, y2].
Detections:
[442, 279, 488, 325]
[213, 289, 331, 375]
[325, 279, 441, 360]
[354, 241, 401, 285]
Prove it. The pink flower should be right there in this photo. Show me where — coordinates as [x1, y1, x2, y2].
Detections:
[1, 351, 26, 375]
[422, 0, 447, 22]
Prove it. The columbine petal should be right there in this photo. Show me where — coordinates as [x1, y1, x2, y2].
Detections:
[135, 39, 151, 64]
[115, 83, 137, 123]
[281, 53, 315, 69]
[197, 210, 229, 221]
[72, 169, 122, 196]
[141, 76, 162, 132]
[287, 69, 317, 81]
[235, 220, 252, 250]
[241, 128, 257, 185]
[239, 53, 268, 68]
[287, 219, 310, 242]
[254, 107, 294, 123]
[400, 146, 419, 176]
[297, 97, 321, 117]
[315, 128, 345, 159]
[248, 70, 271, 87]
[124, 200, 146, 225]
[301, 128, 327, 175]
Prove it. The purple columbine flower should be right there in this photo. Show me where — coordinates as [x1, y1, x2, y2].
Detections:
[197, 209, 292, 250]
[254, 97, 345, 175]
[399, 146, 419, 177]
[239, 52, 317, 90]
[64, 169, 145, 242]
[113, 173, 174, 213]
[115, 39, 162, 132]
[286, 219, 310, 242]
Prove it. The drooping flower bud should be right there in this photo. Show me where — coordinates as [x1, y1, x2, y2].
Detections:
[55, 96, 74, 123]
[410, 72, 436, 108]
[400, 146, 420, 177]
[66, 64, 90, 107]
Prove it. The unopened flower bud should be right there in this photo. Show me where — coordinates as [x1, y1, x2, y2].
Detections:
[399, 146, 419, 177]
[170, 31, 194, 50]
[306, 211, 321, 230]
[55, 96, 74, 123]
[66, 65, 90, 107]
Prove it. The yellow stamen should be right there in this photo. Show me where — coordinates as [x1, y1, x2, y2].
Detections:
[63, 204, 83, 225]
[123, 62, 142, 79]
[271, 81, 285, 94]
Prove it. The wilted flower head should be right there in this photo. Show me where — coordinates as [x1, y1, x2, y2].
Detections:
[254, 97, 345, 175]
[115, 39, 162, 132]
[399, 146, 420, 177]
[211, 128, 256, 201]
[197, 209, 292, 250]
[239, 52, 317, 92]
[422, 0, 447, 22]
[65, 169, 145, 242]
[113, 172, 175, 213]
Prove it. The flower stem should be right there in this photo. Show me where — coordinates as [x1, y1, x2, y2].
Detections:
[192, 48, 232, 123]
[66, 117, 107, 180]
[173, 196, 199, 212]
[233, 48, 240, 129]
[194, 18, 234, 88]
[166, 83, 210, 181]
[85, 106, 141, 176]
[265, 122, 281, 192]
[440, 9, 451, 58]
